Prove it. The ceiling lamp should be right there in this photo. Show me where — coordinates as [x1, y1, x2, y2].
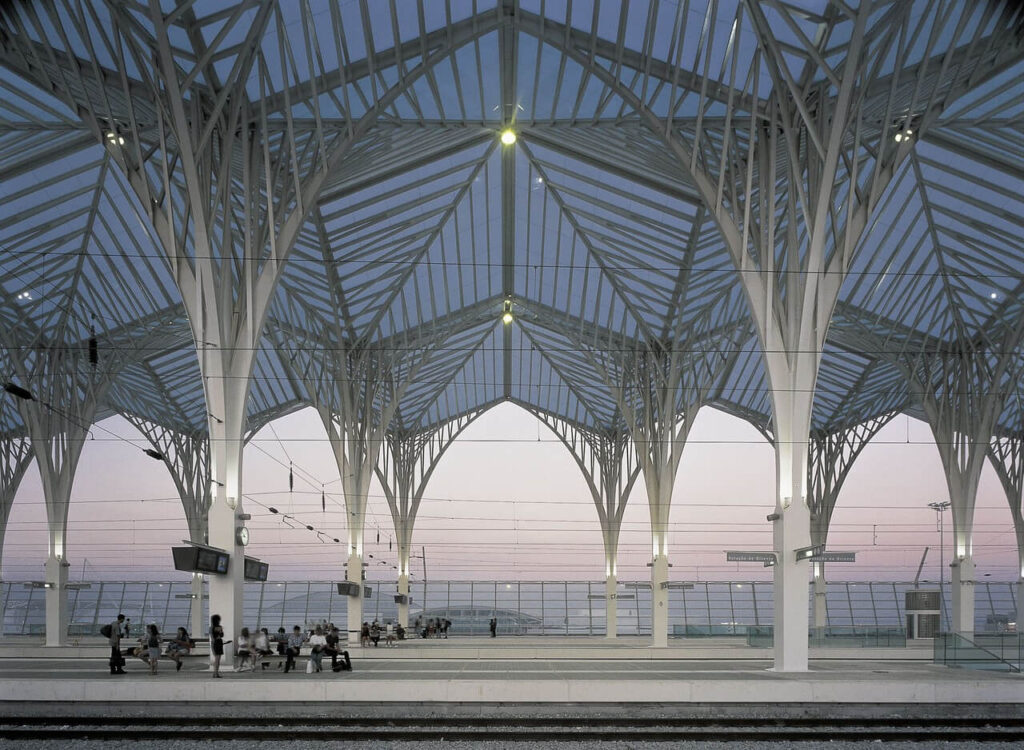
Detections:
[500, 129, 517, 145]
[502, 299, 514, 325]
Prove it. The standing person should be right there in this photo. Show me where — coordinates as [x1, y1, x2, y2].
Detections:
[443, 619, 451, 639]
[284, 625, 305, 673]
[146, 624, 161, 675]
[210, 614, 225, 678]
[489, 617, 497, 638]
[385, 620, 395, 647]
[106, 614, 127, 675]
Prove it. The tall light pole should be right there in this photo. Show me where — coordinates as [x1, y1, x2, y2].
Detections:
[928, 501, 951, 625]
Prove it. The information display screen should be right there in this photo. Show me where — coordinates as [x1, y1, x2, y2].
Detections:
[172, 546, 230, 575]
[171, 546, 198, 572]
[243, 558, 270, 581]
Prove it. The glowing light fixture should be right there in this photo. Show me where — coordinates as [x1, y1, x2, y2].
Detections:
[501, 299, 514, 325]
[500, 129, 517, 145]
[16, 291, 32, 301]
[105, 131, 125, 146]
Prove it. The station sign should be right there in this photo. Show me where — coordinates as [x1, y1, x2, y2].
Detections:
[726, 551, 777, 564]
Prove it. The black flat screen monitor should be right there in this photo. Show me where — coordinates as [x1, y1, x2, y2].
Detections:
[244, 558, 269, 581]
[172, 546, 199, 572]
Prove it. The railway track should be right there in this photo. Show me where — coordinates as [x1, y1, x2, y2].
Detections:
[2, 715, 1023, 742]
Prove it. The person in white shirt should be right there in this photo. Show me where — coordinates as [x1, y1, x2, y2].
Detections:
[236, 627, 254, 671]
[385, 621, 395, 647]
[308, 625, 328, 672]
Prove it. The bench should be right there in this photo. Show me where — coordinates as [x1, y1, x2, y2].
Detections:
[238, 648, 353, 673]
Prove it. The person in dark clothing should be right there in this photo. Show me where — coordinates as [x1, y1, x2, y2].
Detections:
[489, 617, 497, 638]
[284, 625, 305, 673]
[210, 614, 225, 678]
[108, 614, 127, 674]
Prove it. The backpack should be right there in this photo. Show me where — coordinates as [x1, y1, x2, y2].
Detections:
[99, 623, 113, 638]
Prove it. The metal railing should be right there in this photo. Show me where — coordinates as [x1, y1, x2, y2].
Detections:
[933, 633, 1022, 673]
[746, 626, 908, 648]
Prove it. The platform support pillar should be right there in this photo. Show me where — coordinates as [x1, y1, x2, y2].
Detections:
[397, 572, 410, 629]
[812, 562, 827, 632]
[651, 552, 669, 647]
[605, 573, 617, 639]
[189, 573, 204, 639]
[951, 555, 975, 636]
[346, 551, 363, 645]
[44, 555, 69, 646]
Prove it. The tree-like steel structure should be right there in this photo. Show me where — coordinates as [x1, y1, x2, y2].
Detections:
[0, 1, 1021, 669]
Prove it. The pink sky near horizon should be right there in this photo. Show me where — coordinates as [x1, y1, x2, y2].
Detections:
[2, 403, 1018, 585]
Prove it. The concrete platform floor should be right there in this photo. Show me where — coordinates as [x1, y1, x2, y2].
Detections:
[0, 636, 1020, 705]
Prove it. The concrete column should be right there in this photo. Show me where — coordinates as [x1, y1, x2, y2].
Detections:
[651, 554, 669, 647]
[605, 573, 617, 639]
[346, 551, 363, 646]
[951, 556, 975, 636]
[397, 572, 410, 628]
[44, 555, 69, 646]
[190, 573, 204, 640]
[204, 367, 248, 671]
[1017, 578, 1024, 634]
[773, 501, 811, 670]
[207, 499, 244, 668]
[766, 356, 814, 672]
[812, 562, 827, 632]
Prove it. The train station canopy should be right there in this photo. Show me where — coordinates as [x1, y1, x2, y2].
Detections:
[1, 0, 1022, 447]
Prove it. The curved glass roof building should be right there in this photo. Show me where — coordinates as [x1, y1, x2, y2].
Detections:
[1, 1, 1022, 670]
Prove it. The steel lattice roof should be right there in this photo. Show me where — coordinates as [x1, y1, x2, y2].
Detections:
[0, 0, 1022, 449]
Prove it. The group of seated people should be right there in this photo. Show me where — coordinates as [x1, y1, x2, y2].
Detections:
[129, 626, 194, 672]
[234, 623, 351, 674]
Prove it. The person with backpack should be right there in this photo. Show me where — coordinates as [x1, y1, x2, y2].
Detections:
[103, 614, 127, 674]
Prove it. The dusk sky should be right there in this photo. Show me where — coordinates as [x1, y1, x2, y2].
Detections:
[2, 403, 1016, 585]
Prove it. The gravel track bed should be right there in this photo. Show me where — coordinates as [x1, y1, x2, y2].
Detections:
[1, 741, 1021, 749]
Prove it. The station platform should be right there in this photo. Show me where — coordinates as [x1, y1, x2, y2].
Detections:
[0, 636, 1021, 707]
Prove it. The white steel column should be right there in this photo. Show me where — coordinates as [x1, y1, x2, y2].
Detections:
[397, 571, 410, 629]
[190, 573, 204, 641]
[765, 353, 816, 672]
[203, 355, 249, 667]
[987, 434, 1024, 635]
[376, 417, 478, 632]
[950, 555, 975, 636]
[812, 563, 827, 631]
[605, 572, 618, 639]
[122, 418, 213, 641]
[0, 433, 32, 641]
[540, 416, 639, 641]
[43, 555, 70, 645]
[13, 362, 109, 647]
[650, 543, 670, 647]
[346, 550, 364, 645]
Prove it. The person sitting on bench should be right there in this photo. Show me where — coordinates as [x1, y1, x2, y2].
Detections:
[324, 624, 352, 672]
[284, 625, 306, 673]
[167, 627, 192, 672]
[254, 627, 273, 670]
